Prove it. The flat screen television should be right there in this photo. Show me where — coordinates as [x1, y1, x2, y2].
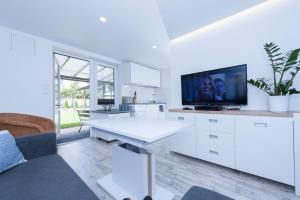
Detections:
[181, 64, 247, 106]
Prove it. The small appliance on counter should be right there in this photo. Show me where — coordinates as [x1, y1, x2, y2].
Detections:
[119, 104, 133, 112]
[122, 96, 133, 104]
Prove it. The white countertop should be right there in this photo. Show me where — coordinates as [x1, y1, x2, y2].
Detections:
[86, 118, 190, 143]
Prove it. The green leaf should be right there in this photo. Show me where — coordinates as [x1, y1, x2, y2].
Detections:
[248, 78, 272, 95]
[288, 88, 300, 95]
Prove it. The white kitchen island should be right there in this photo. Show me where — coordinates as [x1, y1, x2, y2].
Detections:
[86, 118, 190, 200]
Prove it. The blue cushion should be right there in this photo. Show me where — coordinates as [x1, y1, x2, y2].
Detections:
[0, 130, 26, 173]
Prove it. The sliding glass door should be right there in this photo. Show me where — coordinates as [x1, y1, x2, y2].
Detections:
[54, 53, 90, 134]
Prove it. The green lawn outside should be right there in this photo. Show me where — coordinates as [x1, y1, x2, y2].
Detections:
[60, 109, 81, 129]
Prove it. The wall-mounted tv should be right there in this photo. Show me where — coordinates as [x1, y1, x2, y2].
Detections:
[181, 64, 248, 106]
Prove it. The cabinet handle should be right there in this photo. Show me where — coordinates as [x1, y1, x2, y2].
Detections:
[178, 116, 184, 120]
[209, 134, 218, 139]
[209, 150, 219, 155]
[208, 119, 218, 123]
[254, 122, 268, 127]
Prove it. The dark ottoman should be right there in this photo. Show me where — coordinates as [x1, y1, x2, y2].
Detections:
[182, 186, 233, 200]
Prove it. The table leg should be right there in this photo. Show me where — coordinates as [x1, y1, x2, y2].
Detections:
[97, 143, 174, 200]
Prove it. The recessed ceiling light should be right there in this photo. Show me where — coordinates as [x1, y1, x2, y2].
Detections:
[99, 17, 107, 23]
[152, 45, 157, 49]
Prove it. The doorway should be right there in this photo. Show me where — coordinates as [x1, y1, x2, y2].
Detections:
[54, 53, 90, 136]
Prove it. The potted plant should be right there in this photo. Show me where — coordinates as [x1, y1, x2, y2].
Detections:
[248, 42, 300, 112]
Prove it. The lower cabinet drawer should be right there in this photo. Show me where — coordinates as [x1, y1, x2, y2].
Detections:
[196, 115, 234, 133]
[197, 145, 235, 169]
[197, 130, 234, 150]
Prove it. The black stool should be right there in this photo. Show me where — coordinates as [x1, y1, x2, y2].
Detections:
[182, 186, 233, 200]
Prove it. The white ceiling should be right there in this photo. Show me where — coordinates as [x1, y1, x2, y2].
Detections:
[156, 0, 266, 39]
[0, 0, 266, 69]
[0, 0, 170, 68]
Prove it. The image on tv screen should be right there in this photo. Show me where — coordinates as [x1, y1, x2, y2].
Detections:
[181, 65, 247, 105]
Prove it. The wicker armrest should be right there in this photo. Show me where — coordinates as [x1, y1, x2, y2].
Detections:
[0, 113, 56, 137]
[0, 119, 43, 137]
[0, 119, 43, 131]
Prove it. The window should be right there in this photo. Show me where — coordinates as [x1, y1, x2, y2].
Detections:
[97, 65, 115, 105]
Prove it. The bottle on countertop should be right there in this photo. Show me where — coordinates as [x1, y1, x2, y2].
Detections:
[133, 91, 137, 104]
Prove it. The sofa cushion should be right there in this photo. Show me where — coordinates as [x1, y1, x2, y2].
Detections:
[0, 154, 98, 200]
[0, 130, 26, 173]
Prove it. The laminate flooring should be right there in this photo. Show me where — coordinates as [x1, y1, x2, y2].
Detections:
[58, 138, 300, 200]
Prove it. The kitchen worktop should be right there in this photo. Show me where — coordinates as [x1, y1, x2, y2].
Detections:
[122, 102, 166, 105]
[91, 110, 130, 114]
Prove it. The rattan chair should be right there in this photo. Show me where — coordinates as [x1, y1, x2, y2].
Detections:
[0, 113, 56, 138]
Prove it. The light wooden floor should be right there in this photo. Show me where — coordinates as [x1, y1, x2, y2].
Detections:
[58, 138, 300, 200]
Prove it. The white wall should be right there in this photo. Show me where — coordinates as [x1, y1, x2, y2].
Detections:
[0, 26, 120, 119]
[169, 0, 300, 111]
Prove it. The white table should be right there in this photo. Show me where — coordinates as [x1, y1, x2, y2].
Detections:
[90, 111, 131, 142]
[86, 118, 190, 200]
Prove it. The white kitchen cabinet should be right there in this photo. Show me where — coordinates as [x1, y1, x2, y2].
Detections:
[146, 104, 159, 119]
[131, 63, 146, 85]
[147, 68, 160, 87]
[235, 116, 294, 185]
[196, 115, 235, 169]
[167, 110, 297, 189]
[295, 114, 300, 195]
[134, 111, 148, 120]
[197, 145, 235, 169]
[197, 130, 235, 151]
[132, 104, 165, 120]
[123, 62, 160, 87]
[167, 112, 197, 158]
[196, 114, 234, 133]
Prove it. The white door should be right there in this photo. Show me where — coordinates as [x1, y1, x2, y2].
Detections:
[235, 117, 294, 185]
[146, 105, 159, 120]
[167, 113, 197, 158]
[131, 63, 145, 85]
[149, 69, 160, 87]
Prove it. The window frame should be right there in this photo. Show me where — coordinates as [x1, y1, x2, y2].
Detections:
[94, 62, 117, 109]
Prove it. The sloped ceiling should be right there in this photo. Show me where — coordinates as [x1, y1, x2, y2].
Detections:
[0, 0, 267, 69]
[156, 0, 266, 39]
[0, 0, 170, 68]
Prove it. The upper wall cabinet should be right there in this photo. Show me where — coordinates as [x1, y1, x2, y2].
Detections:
[122, 62, 161, 87]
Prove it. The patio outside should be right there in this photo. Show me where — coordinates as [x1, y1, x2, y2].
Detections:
[60, 80, 90, 129]
[54, 53, 90, 130]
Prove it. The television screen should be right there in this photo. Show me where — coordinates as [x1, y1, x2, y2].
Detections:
[181, 64, 247, 105]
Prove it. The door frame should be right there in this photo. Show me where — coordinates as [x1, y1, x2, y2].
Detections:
[53, 51, 91, 134]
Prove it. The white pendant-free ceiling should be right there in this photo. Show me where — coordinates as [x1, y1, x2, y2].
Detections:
[156, 0, 266, 40]
[0, 0, 170, 68]
[0, 0, 267, 68]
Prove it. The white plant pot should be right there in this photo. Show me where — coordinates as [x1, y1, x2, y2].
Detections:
[268, 96, 289, 112]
